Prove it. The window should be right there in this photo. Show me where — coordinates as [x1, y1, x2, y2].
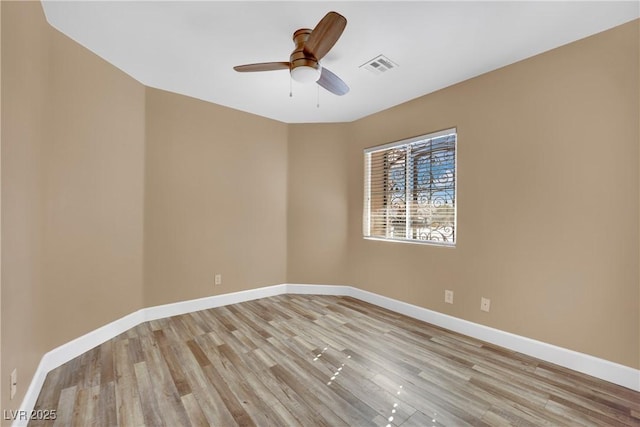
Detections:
[363, 128, 457, 246]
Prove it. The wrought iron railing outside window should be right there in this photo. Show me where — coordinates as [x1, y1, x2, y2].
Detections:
[363, 128, 457, 246]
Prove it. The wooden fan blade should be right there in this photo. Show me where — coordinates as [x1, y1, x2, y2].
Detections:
[233, 62, 290, 72]
[317, 67, 349, 96]
[303, 11, 346, 61]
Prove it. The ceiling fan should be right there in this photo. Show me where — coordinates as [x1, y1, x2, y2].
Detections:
[233, 11, 349, 96]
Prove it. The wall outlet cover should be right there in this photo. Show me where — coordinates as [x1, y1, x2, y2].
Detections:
[445, 290, 454, 304]
[10, 368, 17, 400]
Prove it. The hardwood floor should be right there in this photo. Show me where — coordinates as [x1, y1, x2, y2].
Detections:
[31, 294, 640, 426]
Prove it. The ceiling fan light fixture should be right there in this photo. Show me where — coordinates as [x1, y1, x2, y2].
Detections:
[291, 64, 321, 83]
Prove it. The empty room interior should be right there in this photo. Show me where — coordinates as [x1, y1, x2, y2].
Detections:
[1, 1, 639, 426]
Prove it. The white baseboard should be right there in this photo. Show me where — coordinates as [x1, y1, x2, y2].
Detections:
[15, 283, 639, 426]
[13, 284, 289, 427]
[142, 284, 289, 322]
[333, 286, 640, 392]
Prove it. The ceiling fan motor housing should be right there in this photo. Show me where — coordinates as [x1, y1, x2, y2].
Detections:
[290, 29, 321, 82]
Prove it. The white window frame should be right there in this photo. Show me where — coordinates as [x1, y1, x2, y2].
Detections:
[363, 128, 457, 247]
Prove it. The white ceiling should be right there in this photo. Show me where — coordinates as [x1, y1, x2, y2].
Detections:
[41, 1, 639, 124]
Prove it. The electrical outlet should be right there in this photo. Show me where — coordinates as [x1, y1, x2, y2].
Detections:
[481, 297, 491, 312]
[10, 368, 17, 400]
[214, 274, 222, 286]
[444, 290, 454, 304]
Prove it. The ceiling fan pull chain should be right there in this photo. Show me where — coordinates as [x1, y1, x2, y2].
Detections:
[317, 84, 320, 108]
[289, 75, 293, 98]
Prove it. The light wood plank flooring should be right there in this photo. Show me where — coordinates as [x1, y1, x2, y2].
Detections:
[31, 295, 640, 426]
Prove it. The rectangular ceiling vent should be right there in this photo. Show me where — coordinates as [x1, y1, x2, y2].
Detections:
[360, 54, 398, 75]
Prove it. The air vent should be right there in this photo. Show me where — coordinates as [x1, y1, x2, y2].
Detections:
[360, 54, 398, 75]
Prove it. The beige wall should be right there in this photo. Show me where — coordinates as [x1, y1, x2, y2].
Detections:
[1, 0, 4, 410]
[287, 124, 350, 284]
[41, 18, 146, 350]
[1, 1, 146, 414]
[144, 88, 288, 306]
[342, 20, 639, 368]
[2, 1, 50, 414]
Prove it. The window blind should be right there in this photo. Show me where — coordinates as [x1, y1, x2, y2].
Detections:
[363, 128, 457, 246]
